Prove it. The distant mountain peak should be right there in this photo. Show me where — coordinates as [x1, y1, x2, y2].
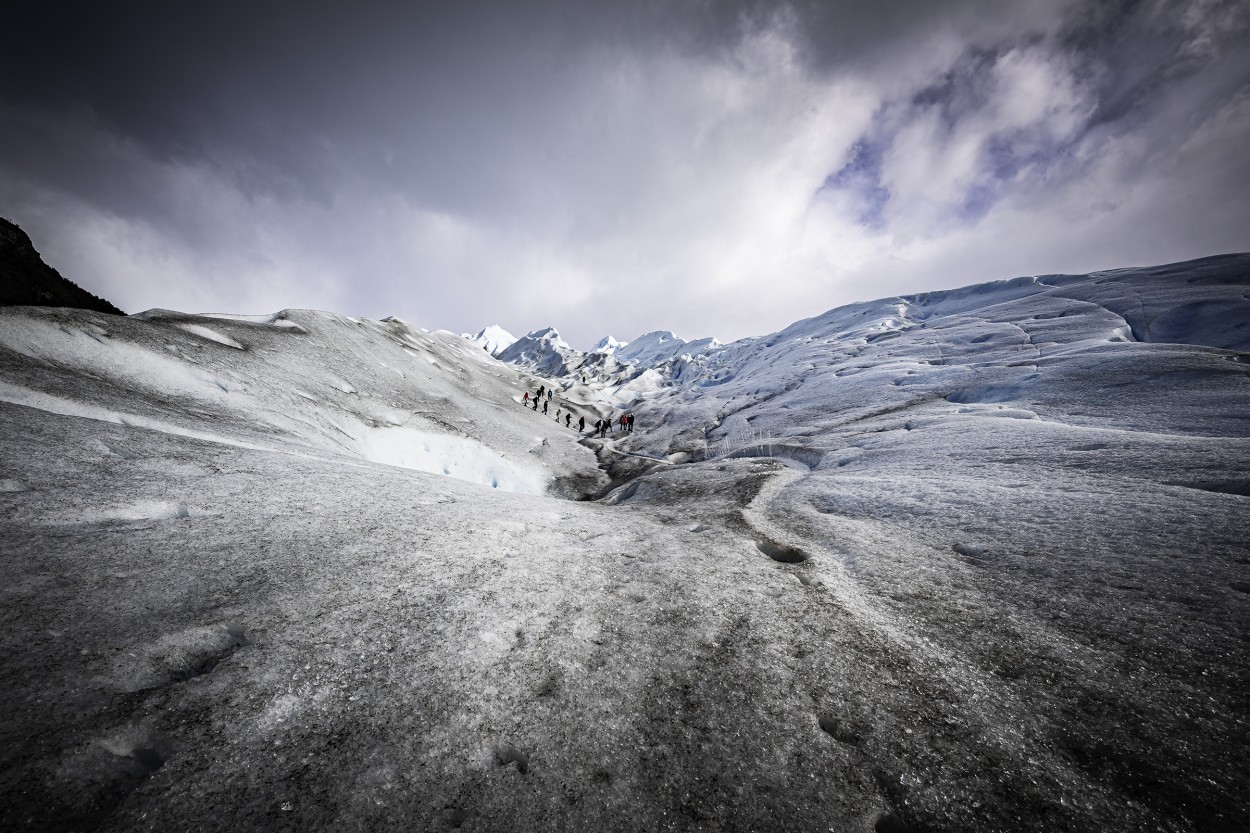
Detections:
[496, 326, 578, 376]
[590, 335, 627, 354]
[464, 324, 517, 356]
[527, 326, 566, 342]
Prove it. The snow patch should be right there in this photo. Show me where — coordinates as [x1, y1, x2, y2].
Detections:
[87, 501, 191, 524]
[355, 426, 547, 494]
[197, 311, 283, 324]
[176, 324, 245, 350]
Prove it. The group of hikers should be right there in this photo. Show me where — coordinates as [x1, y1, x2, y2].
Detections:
[521, 384, 635, 438]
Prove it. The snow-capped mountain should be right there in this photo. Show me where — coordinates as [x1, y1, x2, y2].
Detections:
[463, 324, 516, 356]
[489, 326, 726, 390]
[589, 335, 627, 355]
[2, 252, 1248, 832]
[493, 326, 582, 377]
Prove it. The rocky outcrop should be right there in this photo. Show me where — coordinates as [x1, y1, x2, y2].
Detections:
[0, 218, 124, 314]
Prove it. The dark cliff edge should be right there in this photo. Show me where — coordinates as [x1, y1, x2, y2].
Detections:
[0, 217, 125, 315]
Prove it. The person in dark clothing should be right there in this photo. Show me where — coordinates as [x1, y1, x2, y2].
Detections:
[543, 399, 549, 414]
[600, 419, 608, 438]
[537, 384, 545, 399]
[565, 413, 571, 427]
[578, 415, 585, 432]
[532, 397, 538, 410]
[547, 389, 553, 401]
[627, 413, 635, 432]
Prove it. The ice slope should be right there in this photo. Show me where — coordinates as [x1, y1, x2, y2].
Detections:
[573, 254, 1250, 827]
[0, 307, 604, 496]
[1, 252, 1248, 833]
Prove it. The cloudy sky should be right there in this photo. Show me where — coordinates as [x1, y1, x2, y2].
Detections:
[3, 0, 1248, 348]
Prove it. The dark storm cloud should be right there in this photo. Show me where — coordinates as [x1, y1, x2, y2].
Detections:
[3, 2, 747, 197]
[1, 1, 1247, 347]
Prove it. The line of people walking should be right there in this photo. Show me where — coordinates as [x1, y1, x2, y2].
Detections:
[520, 384, 635, 438]
[522, 384, 584, 431]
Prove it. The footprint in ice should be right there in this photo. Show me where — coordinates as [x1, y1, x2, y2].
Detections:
[952, 543, 994, 565]
[875, 813, 914, 833]
[535, 670, 562, 698]
[54, 720, 172, 816]
[98, 724, 168, 779]
[817, 714, 864, 746]
[441, 807, 468, 827]
[493, 743, 529, 774]
[112, 622, 247, 692]
[755, 538, 808, 564]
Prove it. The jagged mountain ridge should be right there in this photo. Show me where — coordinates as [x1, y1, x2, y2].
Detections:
[490, 325, 730, 390]
[489, 253, 1250, 400]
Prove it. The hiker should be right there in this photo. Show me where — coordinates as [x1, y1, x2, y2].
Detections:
[523, 392, 529, 405]
[532, 397, 538, 410]
[619, 414, 627, 433]
[565, 412, 572, 428]
[600, 419, 608, 438]
[547, 389, 553, 401]
[537, 384, 545, 399]
[578, 415, 585, 432]
[543, 399, 549, 414]
[627, 413, 635, 432]
[556, 407, 562, 421]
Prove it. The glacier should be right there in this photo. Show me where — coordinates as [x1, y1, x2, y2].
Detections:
[1, 254, 1248, 832]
